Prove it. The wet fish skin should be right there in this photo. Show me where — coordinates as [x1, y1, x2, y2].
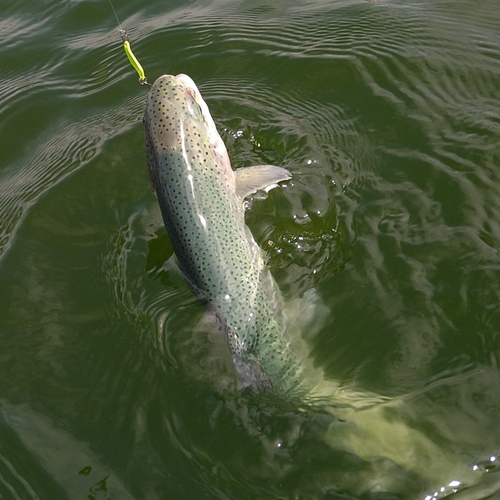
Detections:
[143, 74, 307, 398]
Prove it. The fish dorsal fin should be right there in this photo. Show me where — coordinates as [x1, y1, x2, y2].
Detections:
[234, 165, 292, 201]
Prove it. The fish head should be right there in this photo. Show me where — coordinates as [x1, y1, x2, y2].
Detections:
[143, 74, 231, 183]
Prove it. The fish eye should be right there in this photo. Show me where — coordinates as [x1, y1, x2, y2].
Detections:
[187, 99, 203, 119]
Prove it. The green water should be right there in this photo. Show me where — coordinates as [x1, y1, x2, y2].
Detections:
[2, 0, 500, 498]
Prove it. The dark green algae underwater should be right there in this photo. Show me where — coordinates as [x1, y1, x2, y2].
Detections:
[1, 0, 500, 498]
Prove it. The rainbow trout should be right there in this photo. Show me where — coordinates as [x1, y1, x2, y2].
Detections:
[142, 75, 500, 499]
[143, 74, 308, 399]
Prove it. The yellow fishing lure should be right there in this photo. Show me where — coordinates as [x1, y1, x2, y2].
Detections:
[120, 30, 148, 85]
[108, 0, 148, 84]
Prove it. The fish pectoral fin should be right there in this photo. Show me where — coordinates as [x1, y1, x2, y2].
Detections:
[234, 165, 292, 201]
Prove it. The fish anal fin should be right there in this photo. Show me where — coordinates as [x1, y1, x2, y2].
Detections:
[234, 165, 292, 201]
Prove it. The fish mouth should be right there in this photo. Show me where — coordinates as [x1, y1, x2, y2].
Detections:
[147, 74, 201, 103]
[159, 73, 204, 107]
[175, 73, 199, 93]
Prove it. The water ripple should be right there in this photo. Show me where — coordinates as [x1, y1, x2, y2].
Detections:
[1, 0, 500, 497]
[0, 91, 145, 261]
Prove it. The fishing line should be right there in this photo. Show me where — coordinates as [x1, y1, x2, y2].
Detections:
[108, 0, 149, 85]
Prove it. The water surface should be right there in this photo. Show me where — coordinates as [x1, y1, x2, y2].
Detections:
[1, 0, 500, 498]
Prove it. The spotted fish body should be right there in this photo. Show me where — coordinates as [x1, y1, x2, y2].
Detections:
[144, 74, 308, 399]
